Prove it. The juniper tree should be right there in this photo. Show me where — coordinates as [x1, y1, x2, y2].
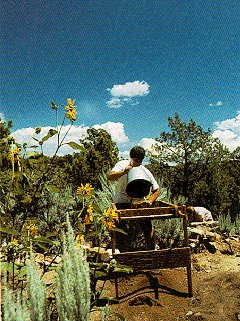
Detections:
[148, 113, 234, 215]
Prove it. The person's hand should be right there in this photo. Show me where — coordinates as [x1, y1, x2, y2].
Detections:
[143, 200, 152, 206]
[124, 164, 133, 174]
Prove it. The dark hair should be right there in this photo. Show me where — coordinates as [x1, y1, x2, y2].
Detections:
[129, 146, 145, 161]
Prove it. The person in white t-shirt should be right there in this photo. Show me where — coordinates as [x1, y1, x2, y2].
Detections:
[187, 206, 213, 222]
[108, 146, 160, 251]
[108, 146, 160, 204]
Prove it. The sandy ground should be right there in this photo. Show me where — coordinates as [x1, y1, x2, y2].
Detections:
[98, 241, 240, 321]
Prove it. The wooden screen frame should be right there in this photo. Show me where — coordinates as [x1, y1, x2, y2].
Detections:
[111, 201, 193, 298]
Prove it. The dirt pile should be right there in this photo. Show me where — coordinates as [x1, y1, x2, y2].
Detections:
[102, 238, 240, 321]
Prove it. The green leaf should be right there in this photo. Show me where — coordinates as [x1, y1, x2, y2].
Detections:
[114, 265, 133, 274]
[18, 266, 27, 280]
[28, 145, 39, 148]
[22, 173, 29, 186]
[91, 270, 107, 279]
[111, 227, 128, 235]
[41, 129, 58, 143]
[0, 261, 14, 273]
[35, 243, 49, 252]
[67, 141, 85, 151]
[50, 100, 58, 110]
[89, 262, 103, 268]
[45, 231, 58, 238]
[34, 236, 55, 244]
[52, 240, 61, 247]
[35, 127, 42, 134]
[45, 185, 60, 193]
[0, 227, 20, 236]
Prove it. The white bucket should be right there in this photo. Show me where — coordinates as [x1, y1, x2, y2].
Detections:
[126, 166, 152, 198]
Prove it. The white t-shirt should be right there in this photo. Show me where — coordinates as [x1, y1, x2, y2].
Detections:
[194, 207, 213, 221]
[111, 159, 159, 203]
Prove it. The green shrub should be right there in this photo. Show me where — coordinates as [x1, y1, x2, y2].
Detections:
[218, 213, 235, 235]
[95, 171, 116, 210]
[234, 214, 240, 235]
[55, 217, 91, 321]
[26, 257, 49, 321]
[3, 218, 92, 321]
[154, 218, 184, 249]
[3, 285, 30, 321]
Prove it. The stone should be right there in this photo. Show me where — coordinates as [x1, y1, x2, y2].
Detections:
[54, 255, 62, 263]
[42, 270, 57, 284]
[186, 310, 193, 316]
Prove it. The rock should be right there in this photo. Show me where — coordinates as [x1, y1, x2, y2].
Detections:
[188, 227, 216, 242]
[90, 309, 101, 321]
[204, 268, 211, 273]
[215, 233, 222, 242]
[188, 227, 205, 237]
[206, 232, 217, 242]
[230, 236, 239, 242]
[186, 310, 193, 316]
[34, 253, 44, 263]
[42, 270, 57, 284]
[54, 255, 62, 263]
[190, 221, 218, 227]
[193, 312, 205, 320]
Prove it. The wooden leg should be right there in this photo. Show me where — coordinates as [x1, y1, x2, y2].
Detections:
[111, 231, 116, 254]
[115, 278, 119, 300]
[187, 262, 193, 297]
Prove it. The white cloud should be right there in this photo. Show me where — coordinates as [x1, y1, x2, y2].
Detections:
[209, 100, 224, 107]
[106, 98, 123, 109]
[11, 125, 89, 156]
[93, 122, 129, 144]
[107, 80, 150, 108]
[139, 138, 158, 151]
[109, 81, 150, 97]
[212, 112, 240, 151]
[139, 137, 164, 158]
[11, 122, 129, 156]
[0, 113, 5, 123]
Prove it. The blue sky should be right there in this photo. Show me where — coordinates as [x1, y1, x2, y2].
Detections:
[1, 0, 240, 155]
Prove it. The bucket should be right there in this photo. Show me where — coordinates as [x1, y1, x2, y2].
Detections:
[126, 166, 152, 198]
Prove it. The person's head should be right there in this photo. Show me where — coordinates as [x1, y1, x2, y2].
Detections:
[129, 146, 145, 166]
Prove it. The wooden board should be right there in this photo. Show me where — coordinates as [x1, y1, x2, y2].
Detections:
[113, 247, 191, 271]
[113, 201, 186, 220]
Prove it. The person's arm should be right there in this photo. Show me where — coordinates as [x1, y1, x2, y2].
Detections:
[108, 164, 133, 181]
[148, 188, 160, 205]
[143, 167, 160, 204]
